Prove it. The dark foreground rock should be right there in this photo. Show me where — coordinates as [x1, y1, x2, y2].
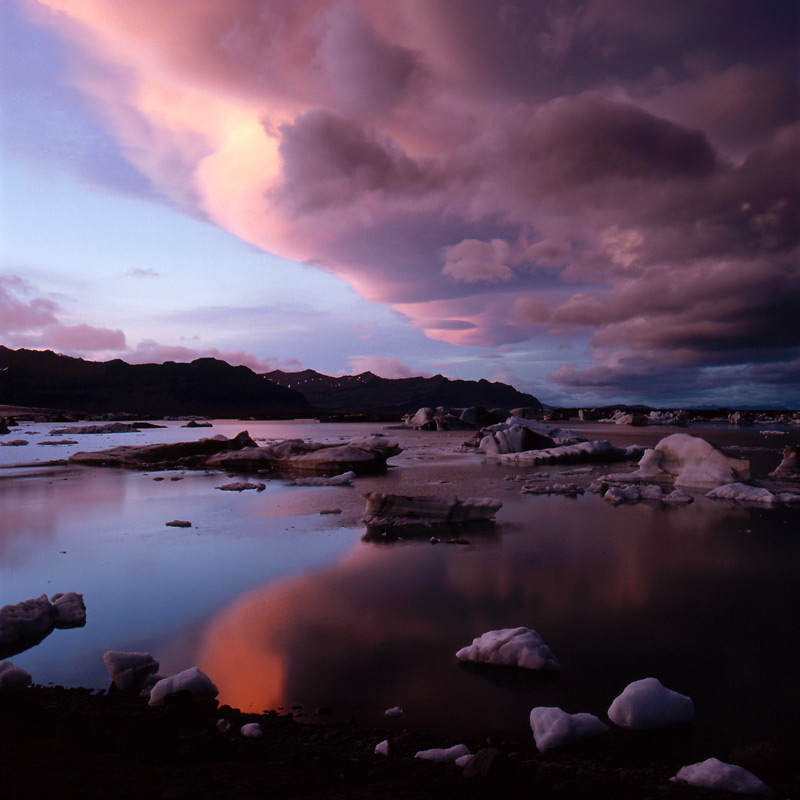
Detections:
[1, 687, 797, 799]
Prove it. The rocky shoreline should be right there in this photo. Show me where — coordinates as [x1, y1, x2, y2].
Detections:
[3, 686, 797, 799]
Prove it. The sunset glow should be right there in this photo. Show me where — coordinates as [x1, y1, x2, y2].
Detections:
[2, 0, 798, 406]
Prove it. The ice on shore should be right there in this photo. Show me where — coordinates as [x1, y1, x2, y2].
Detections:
[530, 707, 608, 752]
[455, 627, 560, 671]
[147, 666, 218, 706]
[605, 433, 749, 488]
[0, 660, 32, 691]
[706, 482, 800, 506]
[103, 651, 160, 693]
[671, 758, 774, 795]
[240, 722, 263, 738]
[293, 471, 356, 486]
[375, 739, 390, 756]
[415, 744, 471, 762]
[608, 677, 694, 729]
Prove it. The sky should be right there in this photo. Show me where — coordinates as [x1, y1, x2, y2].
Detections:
[1, 0, 798, 408]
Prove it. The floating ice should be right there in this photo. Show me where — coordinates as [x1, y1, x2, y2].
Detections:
[0, 660, 32, 691]
[384, 706, 403, 717]
[605, 434, 749, 488]
[415, 744, 471, 762]
[240, 723, 263, 738]
[363, 493, 501, 527]
[530, 706, 609, 752]
[51, 592, 86, 627]
[103, 651, 160, 693]
[706, 482, 800, 506]
[0, 595, 54, 649]
[671, 757, 773, 795]
[148, 666, 218, 706]
[455, 754, 474, 767]
[608, 677, 694, 729]
[216, 481, 265, 491]
[293, 471, 356, 486]
[455, 627, 560, 671]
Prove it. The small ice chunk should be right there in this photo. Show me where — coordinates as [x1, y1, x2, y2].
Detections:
[608, 677, 694, 729]
[455, 754, 474, 767]
[530, 706, 609, 752]
[374, 739, 390, 756]
[415, 744, 471, 762]
[603, 485, 641, 504]
[0, 660, 32, 691]
[384, 706, 404, 717]
[671, 757, 773, 795]
[706, 482, 800, 506]
[51, 592, 86, 628]
[148, 666, 218, 706]
[216, 719, 233, 734]
[293, 471, 356, 486]
[240, 722, 263, 738]
[455, 627, 560, 671]
[103, 651, 160, 693]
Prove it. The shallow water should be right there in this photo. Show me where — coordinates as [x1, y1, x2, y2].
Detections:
[2, 419, 799, 756]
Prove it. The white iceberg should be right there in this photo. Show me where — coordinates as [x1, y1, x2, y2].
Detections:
[240, 723, 264, 738]
[103, 651, 160, 693]
[0, 660, 32, 691]
[671, 757, 773, 795]
[606, 434, 749, 488]
[148, 666, 218, 706]
[706, 482, 800, 506]
[415, 744, 471, 762]
[455, 627, 560, 671]
[530, 706, 608, 752]
[374, 739, 390, 756]
[608, 677, 694, 729]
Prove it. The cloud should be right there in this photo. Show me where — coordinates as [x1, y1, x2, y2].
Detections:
[0, 274, 126, 354]
[23, 0, 800, 404]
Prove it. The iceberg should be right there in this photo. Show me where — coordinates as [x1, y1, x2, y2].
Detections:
[671, 757, 773, 795]
[148, 666, 218, 706]
[530, 707, 608, 752]
[415, 744, 471, 762]
[608, 677, 694, 729]
[455, 627, 560, 671]
[103, 651, 160, 693]
[363, 493, 501, 527]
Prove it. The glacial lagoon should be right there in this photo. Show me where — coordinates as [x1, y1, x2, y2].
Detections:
[2, 419, 799, 757]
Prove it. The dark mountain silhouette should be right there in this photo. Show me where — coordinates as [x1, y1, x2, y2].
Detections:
[0, 347, 310, 417]
[262, 368, 541, 414]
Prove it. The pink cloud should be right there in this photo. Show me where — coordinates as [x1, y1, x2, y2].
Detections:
[24, 0, 800, 403]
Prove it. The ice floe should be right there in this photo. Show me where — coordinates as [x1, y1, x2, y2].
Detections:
[604, 433, 749, 488]
[607, 677, 694, 729]
[0, 660, 32, 691]
[374, 739, 390, 756]
[103, 651, 160, 693]
[769, 445, 800, 480]
[0, 592, 85, 656]
[455, 627, 560, 671]
[384, 706, 404, 717]
[148, 666, 218, 706]
[530, 706, 608, 752]
[293, 471, 356, 486]
[363, 493, 501, 527]
[414, 744, 471, 762]
[706, 482, 800, 506]
[671, 757, 773, 795]
[601, 484, 694, 505]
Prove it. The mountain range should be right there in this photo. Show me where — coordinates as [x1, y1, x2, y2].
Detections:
[0, 347, 541, 418]
[263, 369, 541, 414]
